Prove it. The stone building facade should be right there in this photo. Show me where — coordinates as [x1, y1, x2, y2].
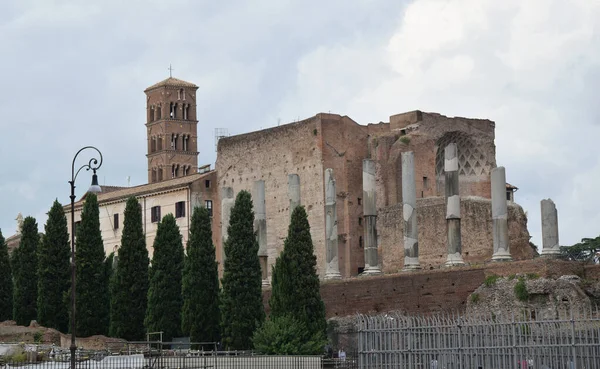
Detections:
[67, 171, 218, 260]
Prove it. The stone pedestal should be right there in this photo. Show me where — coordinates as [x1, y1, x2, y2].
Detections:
[253, 180, 270, 286]
[444, 143, 465, 266]
[540, 199, 561, 257]
[491, 167, 512, 261]
[401, 152, 421, 271]
[361, 159, 382, 275]
[324, 169, 342, 280]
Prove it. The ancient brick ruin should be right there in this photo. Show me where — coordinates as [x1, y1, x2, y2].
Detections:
[215, 110, 535, 280]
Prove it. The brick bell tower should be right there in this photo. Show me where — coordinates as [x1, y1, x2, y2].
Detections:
[145, 76, 199, 183]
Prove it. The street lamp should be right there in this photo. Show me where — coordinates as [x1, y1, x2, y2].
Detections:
[69, 146, 103, 369]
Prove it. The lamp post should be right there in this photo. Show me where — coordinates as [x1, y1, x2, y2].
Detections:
[69, 146, 103, 369]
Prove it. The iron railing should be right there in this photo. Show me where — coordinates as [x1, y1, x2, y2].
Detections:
[357, 307, 600, 369]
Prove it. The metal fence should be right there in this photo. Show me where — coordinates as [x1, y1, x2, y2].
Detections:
[357, 307, 600, 369]
[0, 346, 327, 369]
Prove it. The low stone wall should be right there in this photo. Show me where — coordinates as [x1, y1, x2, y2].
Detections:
[263, 259, 600, 318]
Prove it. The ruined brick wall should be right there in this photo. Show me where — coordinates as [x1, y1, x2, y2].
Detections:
[262, 260, 599, 318]
[370, 111, 496, 209]
[216, 114, 370, 279]
[321, 117, 368, 277]
[378, 197, 533, 272]
[216, 115, 326, 278]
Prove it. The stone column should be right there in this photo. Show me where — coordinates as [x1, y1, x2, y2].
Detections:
[324, 169, 342, 280]
[540, 199, 561, 256]
[220, 187, 234, 263]
[288, 174, 301, 218]
[361, 159, 382, 275]
[253, 180, 270, 286]
[491, 166, 512, 261]
[444, 143, 465, 266]
[402, 152, 421, 270]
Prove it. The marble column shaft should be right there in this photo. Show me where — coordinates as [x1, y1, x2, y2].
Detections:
[362, 159, 382, 275]
[288, 174, 301, 218]
[324, 169, 342, 280]
[401, 152, 420, 270]
[220, 187, 235, 262]
[491, 166, 512, 261]
[253, 180, 270, 285]
[445, 143, 465, 266]
[540, 199, 561, 256]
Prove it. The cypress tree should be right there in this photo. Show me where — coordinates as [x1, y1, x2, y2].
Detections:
[145, 214, 184, 342]
[37, 200, 70, 332]
[220, 190, 264, 350]
[269, 206, 326, 339]
[0, 229, 13, 321]
[12, 216, 39, 326]
[182, 206, 220, 345]
[110, 197, 149, 340]
[75, 193, 109, 336]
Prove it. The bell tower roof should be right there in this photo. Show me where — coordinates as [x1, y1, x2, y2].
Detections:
[144, 77, 198, 92]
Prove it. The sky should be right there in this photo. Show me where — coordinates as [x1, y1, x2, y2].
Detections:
[1, 0, 599, 249]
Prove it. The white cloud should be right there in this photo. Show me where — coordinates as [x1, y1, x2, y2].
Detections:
[276, 0, 600, 245]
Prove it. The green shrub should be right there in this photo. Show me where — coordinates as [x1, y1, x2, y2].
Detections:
[514, 278, 529, 301]
[33, 331, 43, 343]
[484, 275, 500, 287]
[400, 136, 411, 145]
[470, 293, 480, 304]
[526, 273, 540, 280]
[253, 315, 327, 355]
[508, 274, 516, 281]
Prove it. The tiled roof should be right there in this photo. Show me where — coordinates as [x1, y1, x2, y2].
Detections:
[70, 171, 214, 209]
[144, 77, 198, 91]
[506, 183, 518, 190]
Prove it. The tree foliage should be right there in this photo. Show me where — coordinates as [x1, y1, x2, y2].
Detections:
[253, 314, 326, 355]
[268, 205, 327, 348]
[0, 229, 13, 321]
[220, 190, 264, 350]
[37, 200, 71, 332]
[182, 206, 220, 345]
[561, 236, 600, 263]
[110, 197, 149, 340]
[75, 193, 109, 337]
[12, 216, 39, 326]
[145, 214, 184, 342]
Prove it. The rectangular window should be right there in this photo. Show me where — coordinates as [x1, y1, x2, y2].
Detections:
[151, 206, 161, 223]
[205, 179, 211, 189]
[358, 197, 362, 205]
[358, 217, 362, 226]
[113, 213, 119, 230]
[74, 221, 81, 234]
[506, 191, 511, 201]
[175, 201, 186, 218]
[423, 176, 429, 190]
[205, 200, 213, 217]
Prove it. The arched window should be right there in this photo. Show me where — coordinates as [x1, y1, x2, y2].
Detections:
[158, 168, 163, 181]
[151, 137, 156, 152]
[152, 168, 157, 183]
[178, 89, 185, 100]
[157, 136, 163, 151]
[170, 102, 175, 119]
[157, 104, 162, 119]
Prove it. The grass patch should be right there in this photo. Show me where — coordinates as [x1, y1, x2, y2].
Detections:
[514, 277, 529, 301]
[484, 275, 501, 287]
[508, 274, 516, 281]
[526, 273, 540, 280]
[470, 293, 480, 304]
[400, 136, 411, 145]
